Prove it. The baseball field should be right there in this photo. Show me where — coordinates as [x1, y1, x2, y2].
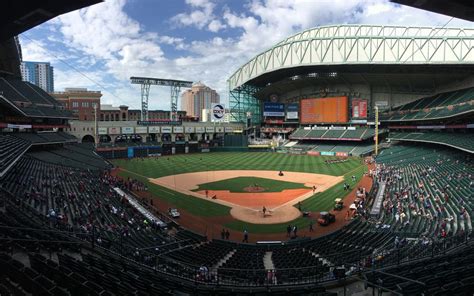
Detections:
[112, 152, 370, 241]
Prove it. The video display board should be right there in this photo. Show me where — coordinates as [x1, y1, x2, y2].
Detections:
[300, 97, 348, 124]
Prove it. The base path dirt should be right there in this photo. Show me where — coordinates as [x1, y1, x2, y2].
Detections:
[149, 170, 342, 224]
[113, 163, 374, 243]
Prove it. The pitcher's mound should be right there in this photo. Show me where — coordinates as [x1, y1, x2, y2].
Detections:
[230, 205, 301, 224]
[243, 186, 265, 193]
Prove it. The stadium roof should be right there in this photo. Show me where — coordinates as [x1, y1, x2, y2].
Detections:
[391, 0, 474, 22]
[1, 0, 102, 41]
[228, 25, 474, 91]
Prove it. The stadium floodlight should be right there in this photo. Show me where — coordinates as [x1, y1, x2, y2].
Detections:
[130, 77, 193, 121]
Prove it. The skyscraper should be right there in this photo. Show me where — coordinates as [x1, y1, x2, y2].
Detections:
[181, 82, 220, 121]
[20, 61, 54, 92]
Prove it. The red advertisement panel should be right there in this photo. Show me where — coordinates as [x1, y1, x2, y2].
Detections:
[307, 151, 321, 156]
[352, 99, 368, 118]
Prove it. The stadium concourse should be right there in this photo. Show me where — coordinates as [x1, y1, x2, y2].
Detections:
[1, 1, 474, 296]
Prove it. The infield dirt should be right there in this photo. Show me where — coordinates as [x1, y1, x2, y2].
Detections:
[149, 170, 342, 224]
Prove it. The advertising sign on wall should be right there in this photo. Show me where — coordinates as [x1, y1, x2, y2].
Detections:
[173, 126, 184, 133]
[224, 127, 234, 132]
[263, 102, 285, 117]
[307, 151, 320, 156]
[195, 126, 205, 133]
[161, 126, 172, 133]
[215, 126, 224, 133]
[286, 103, 299, 119]
[122, 127, 134, 134]
[321, 151, 335, 156]
[211, 103, 226, 122]
[98, 127, 108, 135]
[108, 127, 120, 135]
[135, 126, 147, 134]
[206, 126, 215, 133]
[352, 99, 368, 118]
[185, 126, 194, 133]
[148, 126, 160, 133]
[336, 152, 349, 157]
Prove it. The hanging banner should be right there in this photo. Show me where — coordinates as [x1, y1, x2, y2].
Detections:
[185, 126, 194, 133]
[206, 126, 215, 133]
[215, 126, 224, 133]
[352, 99, 368, 118]
[224, 127, 234, 132]
[195, 126, 205, 133]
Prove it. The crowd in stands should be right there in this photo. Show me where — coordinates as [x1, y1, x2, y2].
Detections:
[375, 144, 473, 239]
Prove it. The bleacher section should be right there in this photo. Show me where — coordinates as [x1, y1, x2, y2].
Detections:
[0, 134, 30, 176]
[389, 131, 474, 153]
[290, 127, 381, 141]
[376, 144, 473, 237]
[380, 87, 474, 122]
[365, 244, 474, 295]
[0, 78, 73, 118]
[13, 132, 78, 145]
[0, 155, 175, 257]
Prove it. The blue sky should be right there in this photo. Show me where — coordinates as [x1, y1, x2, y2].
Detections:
[19, 0, 473, 110]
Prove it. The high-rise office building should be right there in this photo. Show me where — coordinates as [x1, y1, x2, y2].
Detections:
[181, 82, 220, 121]
[20, 61, 54, 92]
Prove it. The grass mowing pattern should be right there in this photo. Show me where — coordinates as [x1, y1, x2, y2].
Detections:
[222, 164, 368, 233]
[112, 153, 367, 233]
[193, 177, 309, 193]
[112, 152, 362, 178]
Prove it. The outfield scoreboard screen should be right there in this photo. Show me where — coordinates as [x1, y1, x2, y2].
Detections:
[300, 96, 349, 124]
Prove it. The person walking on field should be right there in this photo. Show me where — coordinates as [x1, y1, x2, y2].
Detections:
[309, 220, 314, 232]
[243, 230, 249, 243]
[286, 225, 292, 237]
[225, 229, 230, 240]
[262, 206, 267, 217]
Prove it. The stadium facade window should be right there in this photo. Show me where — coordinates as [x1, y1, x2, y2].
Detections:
[72, 102, 79, 108]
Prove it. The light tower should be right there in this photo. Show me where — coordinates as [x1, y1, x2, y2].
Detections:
[130, 77, 193, 121]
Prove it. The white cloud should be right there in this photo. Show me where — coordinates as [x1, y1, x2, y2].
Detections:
[208, 19, 226, 32]
[20, 0, 474, 111]
[171, 0, 226, 32]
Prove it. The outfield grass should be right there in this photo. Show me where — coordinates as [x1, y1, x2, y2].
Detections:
[193, 176, 309, 193]
[112, 152, 362, 178]
[112, 153, 367, 233]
